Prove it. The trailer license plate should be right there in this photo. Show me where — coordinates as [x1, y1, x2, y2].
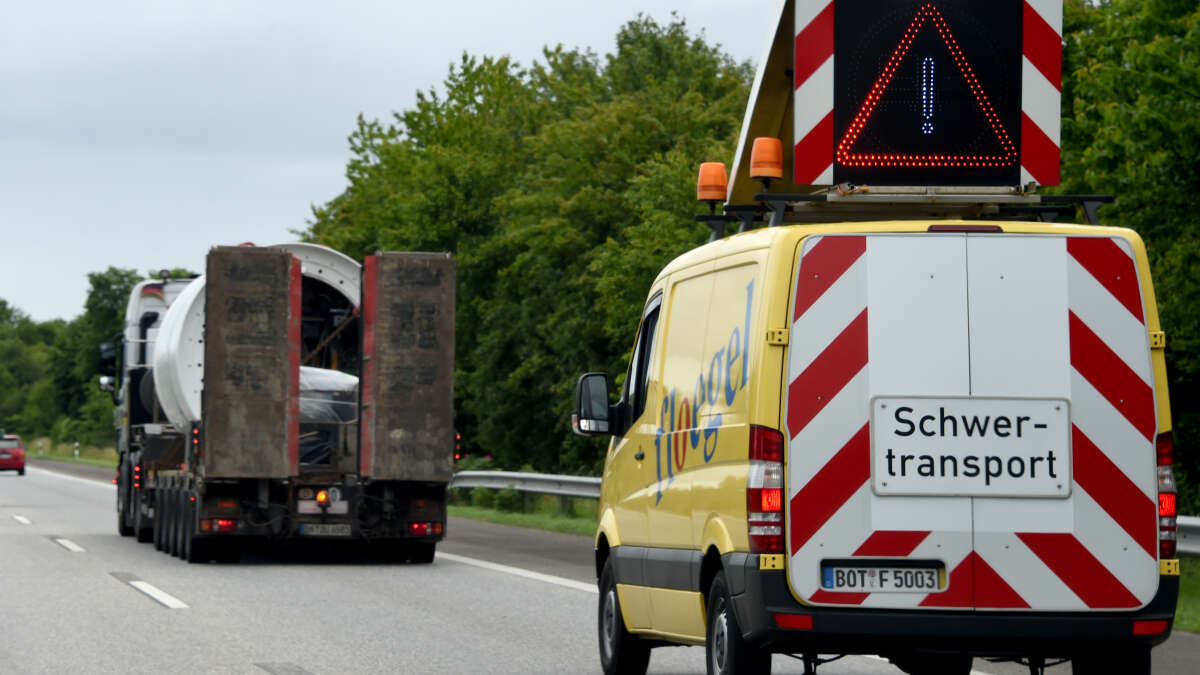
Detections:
[299, 523, 352, 537]
[821, 565, 941, 593]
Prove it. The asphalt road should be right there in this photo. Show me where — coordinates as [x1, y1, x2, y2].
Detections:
[2, 459, 1196, 674]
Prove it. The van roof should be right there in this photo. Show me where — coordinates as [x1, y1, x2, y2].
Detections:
[657, 219, 1144, 282]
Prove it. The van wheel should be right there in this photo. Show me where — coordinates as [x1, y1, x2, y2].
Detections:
[1073, 646, 1150, 675]
[890, 653, 973, 675]
[706, 571, 770, 675]
[598, 558, 650, 675]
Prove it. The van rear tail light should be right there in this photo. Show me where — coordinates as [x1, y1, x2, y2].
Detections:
[750, 426, 784, 462]
[748, 427, 785, 554]
[1157, 432, 1177, 559]
[1157, 432, 1174, 466]
[409, 521, 444, 536]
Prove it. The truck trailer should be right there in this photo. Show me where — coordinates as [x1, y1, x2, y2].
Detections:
[100, 243, 455, 563]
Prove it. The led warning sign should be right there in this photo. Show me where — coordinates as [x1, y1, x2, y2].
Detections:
[792, 0, 1063, 187]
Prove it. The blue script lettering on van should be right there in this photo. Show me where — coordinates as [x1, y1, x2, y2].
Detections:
[654, 281, 754, 504]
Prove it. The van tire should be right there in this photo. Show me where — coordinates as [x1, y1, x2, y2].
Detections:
[598, 558, 650, 675]
[1073, 646, 1150, 675]
[706, 571, 770, 675]
[890, 653, 973, 675]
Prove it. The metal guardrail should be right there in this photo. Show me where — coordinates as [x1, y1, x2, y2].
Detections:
[1179, 515, 1200, 557]
[450, 470, 601, 500]
[451, 471, 1200, 557]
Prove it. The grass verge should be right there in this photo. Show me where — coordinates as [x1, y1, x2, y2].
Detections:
[28, 437, 118, 470]
[1176, 556, 1200, 633]
[448, 503, 597, 537]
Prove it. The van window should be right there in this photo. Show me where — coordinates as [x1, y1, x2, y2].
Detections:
[624, 295, 662, 430]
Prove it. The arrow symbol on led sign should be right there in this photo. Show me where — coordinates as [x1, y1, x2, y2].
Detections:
[835, 3, 1018, 169]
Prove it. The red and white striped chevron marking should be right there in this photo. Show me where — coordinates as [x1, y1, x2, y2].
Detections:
[792, 0, 835, 185]
[792, 1, 1063, 187]
[785, 234, 1157, 611]
[1021, 0, 1063, 186]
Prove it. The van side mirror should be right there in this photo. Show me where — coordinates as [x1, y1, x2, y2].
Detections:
[97, 375, 115, 393]
[98, 341, 117, 376]
[572, 373, 612, 436]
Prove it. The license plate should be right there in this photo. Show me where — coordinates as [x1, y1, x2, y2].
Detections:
[871, 396, 1071, 498]
[822, 565, 941, 593]
[0, 453, 10, 459]
[299, 523, 352, 537]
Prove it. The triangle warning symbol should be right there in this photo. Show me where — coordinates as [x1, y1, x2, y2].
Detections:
[835, 3, 1018, 171]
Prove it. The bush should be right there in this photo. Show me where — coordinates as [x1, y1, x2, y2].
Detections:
[470, 486, 495, 509]
[494, 488, 523, 512]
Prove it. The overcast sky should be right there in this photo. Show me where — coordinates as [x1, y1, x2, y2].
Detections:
[1, 0, 777, 321]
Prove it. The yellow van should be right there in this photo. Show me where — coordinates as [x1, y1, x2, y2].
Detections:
[573, 216, 1179, 674]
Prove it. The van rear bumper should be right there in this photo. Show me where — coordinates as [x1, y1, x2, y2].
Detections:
[723, 553, 1179, 657]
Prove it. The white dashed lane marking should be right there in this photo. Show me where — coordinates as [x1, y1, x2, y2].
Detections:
[110, 572, 189, 609]
[53, 537, 86, 553]
[12, 514, 32, 525]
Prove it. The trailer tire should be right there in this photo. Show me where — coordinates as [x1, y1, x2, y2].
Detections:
[166, 488, 178, 557]
[117, 462, 133, 537]
[170, 489, 184, 558]
[153, 490, 165, 550]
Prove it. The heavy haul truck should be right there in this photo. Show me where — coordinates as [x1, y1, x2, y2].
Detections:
[99, 243, 455, 562]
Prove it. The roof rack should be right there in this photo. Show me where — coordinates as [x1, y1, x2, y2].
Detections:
[697, 188, 1113, 240]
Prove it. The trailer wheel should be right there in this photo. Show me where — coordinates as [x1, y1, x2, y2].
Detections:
[705, 571, 769, 675]
[170, 489, 184, 558]
[165, 488, 178, 557]
[598, 557, 650, 675]
[117, 462, 133, 537]
[153, 490, 165, 551]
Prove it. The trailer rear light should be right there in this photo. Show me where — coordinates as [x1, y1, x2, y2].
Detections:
[217, 500, 238, 509]
[748, 427, 785, 554]
[774, 613, 813, 630]
[200, 519, 236, 533]
[1133, 620, 1169, 636]
[316, 490, 331, 509]
[410, 522, 432, 536]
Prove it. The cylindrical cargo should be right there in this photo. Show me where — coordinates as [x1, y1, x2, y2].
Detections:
[152, 243, 361, 431]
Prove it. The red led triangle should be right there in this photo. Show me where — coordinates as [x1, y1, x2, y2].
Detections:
[835, 3, 1017, 169]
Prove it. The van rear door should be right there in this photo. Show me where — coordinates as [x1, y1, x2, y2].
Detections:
[783, 232, 1160, 612]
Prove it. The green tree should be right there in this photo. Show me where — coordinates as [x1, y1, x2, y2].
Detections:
[1059, 0, 1200, 509]
[306, 15, 751, 473]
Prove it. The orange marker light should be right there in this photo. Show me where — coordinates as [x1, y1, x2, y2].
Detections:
[697, 162, 728, 202]
[316, 490, 331, 508]
[750, 137, 784, 180]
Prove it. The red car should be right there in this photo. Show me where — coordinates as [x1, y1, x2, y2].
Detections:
[0, 434, 25, 475]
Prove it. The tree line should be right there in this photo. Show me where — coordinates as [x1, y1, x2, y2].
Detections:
[3, 2, 1198, 508]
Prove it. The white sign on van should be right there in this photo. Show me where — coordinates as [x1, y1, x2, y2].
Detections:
[870, 396, 1071, 498]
